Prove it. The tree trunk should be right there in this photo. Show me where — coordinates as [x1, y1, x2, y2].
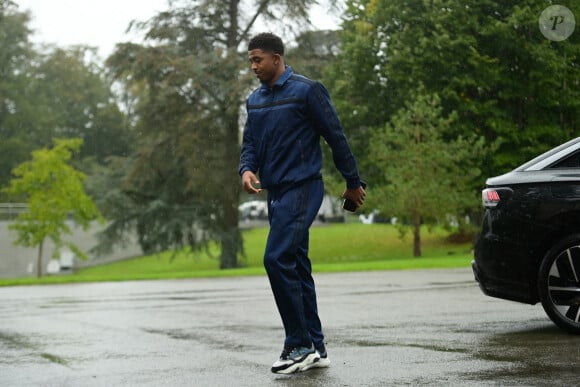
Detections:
[220, 182, 241, 269]
[36, 238, 44, 278]
[413, 211, 421, 257]
[219, 97, 242, 269]
[215, 12, 244, 269]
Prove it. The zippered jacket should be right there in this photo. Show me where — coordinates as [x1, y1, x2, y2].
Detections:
[239, 66, 361, 191]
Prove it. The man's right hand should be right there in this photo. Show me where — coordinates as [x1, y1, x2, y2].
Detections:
[241, 171, 262, 194]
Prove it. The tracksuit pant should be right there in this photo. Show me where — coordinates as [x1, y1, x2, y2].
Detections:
[264, 178, 325, 349]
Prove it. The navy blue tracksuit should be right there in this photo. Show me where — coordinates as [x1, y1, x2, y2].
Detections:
[239, 66, 361, 349]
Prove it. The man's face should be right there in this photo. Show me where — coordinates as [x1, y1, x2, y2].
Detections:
[248, 49, 279, 85]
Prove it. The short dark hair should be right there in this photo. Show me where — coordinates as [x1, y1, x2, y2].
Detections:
[248, 33, 285, 56]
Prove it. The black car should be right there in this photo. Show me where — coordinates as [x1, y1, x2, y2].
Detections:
[473, 137, 580, 334]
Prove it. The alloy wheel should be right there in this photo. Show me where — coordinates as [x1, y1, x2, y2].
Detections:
[538, 237, 580, 334]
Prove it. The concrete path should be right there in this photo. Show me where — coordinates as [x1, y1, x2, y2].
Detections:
[0, 268, 576, 386]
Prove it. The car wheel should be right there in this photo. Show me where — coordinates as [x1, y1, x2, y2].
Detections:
[538, 235, 580, 334]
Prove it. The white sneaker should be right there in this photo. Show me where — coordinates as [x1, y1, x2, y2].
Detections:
[271, 346, 320, 374]
[311, 349, 330, 368]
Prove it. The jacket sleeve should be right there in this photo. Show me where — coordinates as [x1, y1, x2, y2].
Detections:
[308, 81, 361, 189]
[238, 105, 258, 177]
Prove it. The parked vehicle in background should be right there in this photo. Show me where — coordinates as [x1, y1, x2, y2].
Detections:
[239, 195, 345, 223]
[239, 200, 268, 221]
[473, 137, 580, 334]
[359, 210, 393, 224]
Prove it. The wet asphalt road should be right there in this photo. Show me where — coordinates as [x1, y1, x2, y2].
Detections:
[0, 268, 578, 386]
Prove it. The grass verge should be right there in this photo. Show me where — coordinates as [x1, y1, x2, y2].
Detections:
[0, 223, 474, 287]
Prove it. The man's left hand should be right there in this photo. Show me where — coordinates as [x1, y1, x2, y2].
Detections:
[342, 185, 366, 209]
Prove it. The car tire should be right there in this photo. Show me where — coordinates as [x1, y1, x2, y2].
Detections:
[538, 234, 580, 334]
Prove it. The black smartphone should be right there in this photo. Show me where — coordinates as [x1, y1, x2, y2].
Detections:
[342, 181, 366, 212]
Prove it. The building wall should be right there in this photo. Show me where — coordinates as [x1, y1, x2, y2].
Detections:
[0, 221, 142, 278]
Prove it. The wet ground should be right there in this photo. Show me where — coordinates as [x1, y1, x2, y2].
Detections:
[0, 268, 578, 386]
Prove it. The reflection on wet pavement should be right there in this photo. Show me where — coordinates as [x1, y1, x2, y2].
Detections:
[0, 269, 577, 386]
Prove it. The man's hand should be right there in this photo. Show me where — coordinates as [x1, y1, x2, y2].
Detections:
[342, 185, 366, 209]
[241, 171, 262, 194]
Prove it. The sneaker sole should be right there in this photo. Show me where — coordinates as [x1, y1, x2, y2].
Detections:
[300, 355, 327, 372]
[308, 357, 330, 369]
[272, 353, 320, 374]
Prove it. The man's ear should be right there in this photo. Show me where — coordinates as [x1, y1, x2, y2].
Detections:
[273, 53, 281, 65]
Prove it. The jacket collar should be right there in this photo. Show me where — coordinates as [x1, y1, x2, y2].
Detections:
[261, 65, 294, 91]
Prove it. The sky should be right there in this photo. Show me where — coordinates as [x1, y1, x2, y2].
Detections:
[16, 0, 341, 60]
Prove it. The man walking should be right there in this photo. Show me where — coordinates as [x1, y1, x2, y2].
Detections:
[239, 32, 365, 374]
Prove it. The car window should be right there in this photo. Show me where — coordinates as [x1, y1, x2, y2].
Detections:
[548, 150, 580, 169]
[518, 138, 580, 171]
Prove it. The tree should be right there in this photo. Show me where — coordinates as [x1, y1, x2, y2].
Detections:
[323, 0, 579, 243]
[102, 0, 327, 268]
[0, 1, 131, 196]
[328, 0, 579, 181]
[29, 47, 132, 164]
[368, 91, 483, 256]
[2, 138, 103, 277]
[0, 1, 36, 194]
[288, 30, 341, 81]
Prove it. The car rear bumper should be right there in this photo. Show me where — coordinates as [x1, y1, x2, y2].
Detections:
[471, 257, 537, 305]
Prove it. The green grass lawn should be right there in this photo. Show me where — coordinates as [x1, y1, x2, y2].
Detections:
[0, 223, 474, 286]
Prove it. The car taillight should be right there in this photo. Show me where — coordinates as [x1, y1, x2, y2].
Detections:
[482, 188, 501, 207]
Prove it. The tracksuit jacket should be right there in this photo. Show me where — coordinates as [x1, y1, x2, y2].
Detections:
[239, 66, 361, 190]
